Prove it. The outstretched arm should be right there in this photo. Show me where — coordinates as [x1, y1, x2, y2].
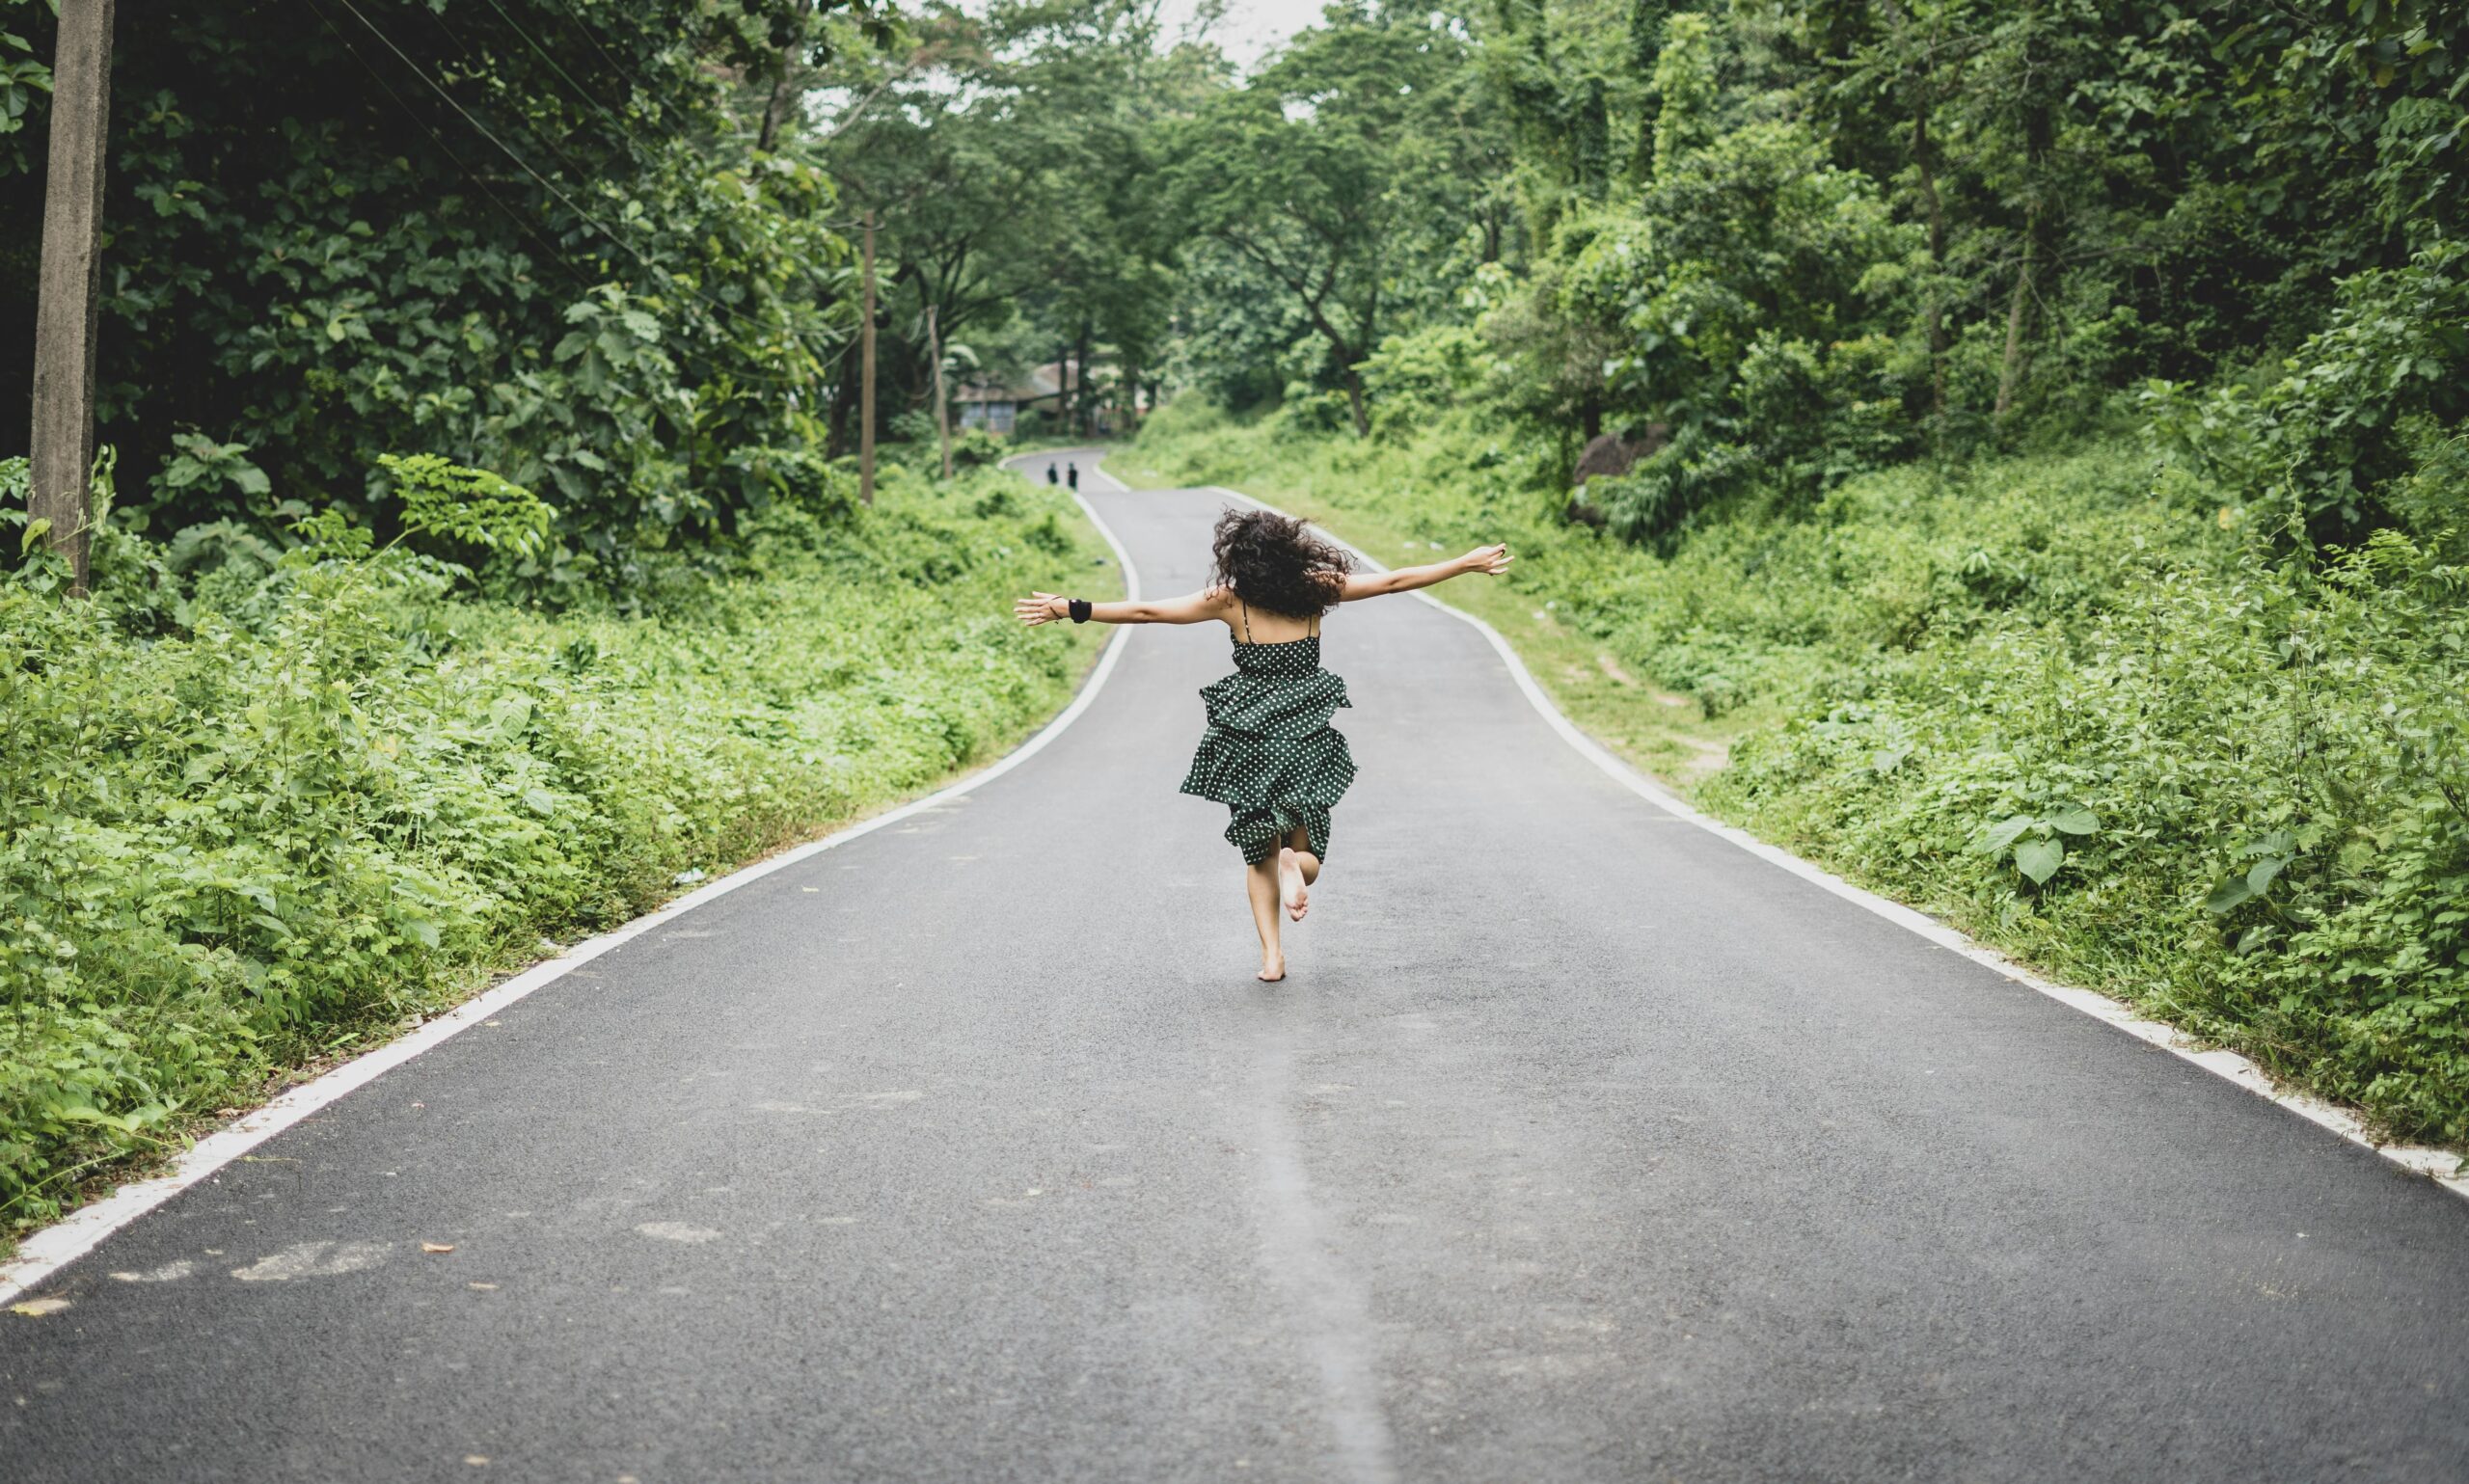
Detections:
[1014, 587, 1230, 627]
[1339, 544, 1512, 602]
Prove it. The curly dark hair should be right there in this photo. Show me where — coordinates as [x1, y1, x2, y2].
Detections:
[1209, 507, 1352, 618]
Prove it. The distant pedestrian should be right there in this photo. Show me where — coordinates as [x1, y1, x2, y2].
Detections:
[1046, 463, 1058, 485]
[1066, 462, 1079, 490]
[1016, 509, 1511, 982]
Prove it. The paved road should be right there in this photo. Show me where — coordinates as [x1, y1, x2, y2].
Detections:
[8, 457, 2469, 1483]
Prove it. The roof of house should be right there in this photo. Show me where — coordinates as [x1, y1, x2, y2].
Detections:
[951, 362, 1081, 404]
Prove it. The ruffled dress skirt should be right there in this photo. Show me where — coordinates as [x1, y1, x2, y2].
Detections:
[1179, 635, 1356, 865]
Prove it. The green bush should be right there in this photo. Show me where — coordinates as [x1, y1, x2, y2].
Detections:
[2145, 241, 2469, 552]
[378, 454, 556, 560]
[1709, 525, 2469, 1142]
[0, 463, 1109, 1228]
[952, 428, 1010, 469]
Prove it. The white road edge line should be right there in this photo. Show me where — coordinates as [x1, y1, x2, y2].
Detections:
[1180, 476, 2469, 1202]
[0, 467, 1144, 1308]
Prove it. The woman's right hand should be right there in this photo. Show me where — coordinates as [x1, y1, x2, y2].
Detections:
[1014, 592, 1064, 626]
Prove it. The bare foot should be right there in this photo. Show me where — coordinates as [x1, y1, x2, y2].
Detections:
[1258, 954, 1286, 983]
[1279, 848, 1310, 922]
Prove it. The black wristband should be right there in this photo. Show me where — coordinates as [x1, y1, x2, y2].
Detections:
[1068, 599, 1093, 624]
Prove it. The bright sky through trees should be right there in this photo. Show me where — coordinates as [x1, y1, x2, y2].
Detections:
[1162, 0, 1327, 67]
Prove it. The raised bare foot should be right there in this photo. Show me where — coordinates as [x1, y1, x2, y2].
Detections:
[1258, 953, 1286, 983]
[1279, 848, 1310, 922]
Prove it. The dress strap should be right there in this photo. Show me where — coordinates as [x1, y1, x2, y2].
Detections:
[1240, 597, 1252, 645]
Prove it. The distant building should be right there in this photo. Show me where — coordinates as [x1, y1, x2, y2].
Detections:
[953, 362, 1082, 436]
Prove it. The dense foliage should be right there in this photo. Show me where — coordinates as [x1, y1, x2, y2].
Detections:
[1160, 10, 1507, 434]
[0, 0, 876, 570]
[0, 457, 1108, 1228]
[810, 0, 1207, 445]
[1154, 0, 2466, 538]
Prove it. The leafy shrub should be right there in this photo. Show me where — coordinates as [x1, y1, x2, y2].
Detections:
[149, 435, 271, 513]
[951, 427, 1009, 469]
[1710, 526, 2469, 1142]
[378, 453, 556, 560]
[1589, 422, 1755, 549]
[2145, 241, 2469, 551]
[1362, 325, 1493, 438]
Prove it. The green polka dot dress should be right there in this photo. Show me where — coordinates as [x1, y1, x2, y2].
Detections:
[1180, 605, 1356, 865]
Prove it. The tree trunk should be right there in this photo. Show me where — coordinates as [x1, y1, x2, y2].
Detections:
[1881, 0, 1947, 428]
[1913, 113, 1949, 425]
[30, 0, 116, 597]
[756, 2, 812, 152]
[1343, 279, 1379, 439]
[1072, 322, 1092, 435]
[1055, 342, 1072, 437]
[1995, 44, 2051, 426]
[1995, 221, 2035, 421]
[859, 209, 877, 506]
[826, 362, 855, 457]
[928, 303, 951, 478]
[757, 58, 792, 151]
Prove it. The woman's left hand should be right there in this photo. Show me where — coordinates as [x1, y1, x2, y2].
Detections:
[1459, 544, 1513, 577]
[1015, 592, 1065, 626]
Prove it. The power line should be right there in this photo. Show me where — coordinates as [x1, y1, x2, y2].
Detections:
[300, 0, 845, 395]
[525, 0, 818, 172]
[445, 0, 739, 196]
[448, 0, 882, 252]
[330, 0, 739, 324]
[409, 0, 847, 392]
[416, 0, 629, 193]
[475, 0, 645, 151]
[304, 0, 606, 294]
[321, 0, 838, 381]
[538, 0, 661, 124]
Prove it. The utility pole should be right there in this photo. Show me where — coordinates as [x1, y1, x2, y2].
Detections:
[859, 208, 877, 508]
[928, 303, 951, 479]
[28, 0, 116, 596]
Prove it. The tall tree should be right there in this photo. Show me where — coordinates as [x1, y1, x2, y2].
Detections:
[1163, 2, 1501, 435]
[815, 0, 1193, 448]
[27, 0, 112, 593]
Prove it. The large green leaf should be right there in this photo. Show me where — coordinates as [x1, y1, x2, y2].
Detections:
[2014, 837, 2065, 885]
[1979, 814, 2037, 854]
[2045, 803, 2099, 836]
[2205, 874, 2256, 914]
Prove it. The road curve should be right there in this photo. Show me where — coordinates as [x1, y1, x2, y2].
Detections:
[6, 457, 2467, 1483]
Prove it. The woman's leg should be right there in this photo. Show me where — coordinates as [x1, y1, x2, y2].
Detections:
[1278, 824, 1318, 922]
[1246, 854, 1286, 981]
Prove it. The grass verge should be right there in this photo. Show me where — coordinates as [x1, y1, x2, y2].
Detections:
[1121, 400, 2469, 1152]
[2, 460, 1116, 1242]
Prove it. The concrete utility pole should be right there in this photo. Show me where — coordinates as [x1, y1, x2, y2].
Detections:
[928, 304, 951, 479]
[28, 0, 116, 596]
[859, 208, 877, 508]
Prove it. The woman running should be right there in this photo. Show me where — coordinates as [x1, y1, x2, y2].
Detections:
[1016, 507, 1511, 981]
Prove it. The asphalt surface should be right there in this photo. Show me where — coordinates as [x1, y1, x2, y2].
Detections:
[7, 454, 2469, 1483]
